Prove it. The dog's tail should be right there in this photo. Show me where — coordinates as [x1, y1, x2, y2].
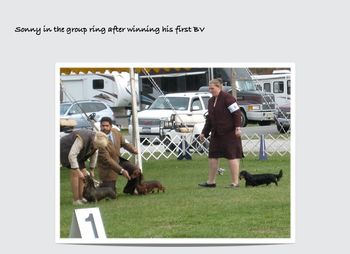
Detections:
[276, 170, 283, 181]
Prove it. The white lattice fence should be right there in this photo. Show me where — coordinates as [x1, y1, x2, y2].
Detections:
[121, 133, 290, 160]
[241, 133, 291, 156]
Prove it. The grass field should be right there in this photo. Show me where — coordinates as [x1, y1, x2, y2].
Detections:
[59, 154, 290, 238]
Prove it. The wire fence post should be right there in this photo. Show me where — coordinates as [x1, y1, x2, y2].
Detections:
[259, 134, 268, 160]
[177, 134, 192, 160]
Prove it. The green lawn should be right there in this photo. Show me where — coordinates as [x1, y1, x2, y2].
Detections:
[60, 155, 290, 238]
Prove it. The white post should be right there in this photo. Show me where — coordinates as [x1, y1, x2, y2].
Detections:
[182, 135, 186, 156]
[130, 68, 143, 171]
[209, 68, 214, 80]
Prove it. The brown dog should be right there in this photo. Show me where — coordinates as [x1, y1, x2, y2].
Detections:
[136, 183, 148, 195]
[134, 173, 165, 195]
[143, 180, 165, 193]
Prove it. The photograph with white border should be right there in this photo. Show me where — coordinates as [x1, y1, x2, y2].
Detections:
[56, 63, 295, 244]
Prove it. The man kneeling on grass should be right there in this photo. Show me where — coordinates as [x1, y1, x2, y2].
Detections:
[97, 117, 141, 195]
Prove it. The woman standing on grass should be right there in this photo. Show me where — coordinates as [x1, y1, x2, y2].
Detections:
[198, 78, 243, 188]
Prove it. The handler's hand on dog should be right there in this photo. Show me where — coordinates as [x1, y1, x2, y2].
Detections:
[199, 133, 205, 142]
[81, 168, 88, 176]
[122, 170, 131, 180]
[132, 148, 138, 154]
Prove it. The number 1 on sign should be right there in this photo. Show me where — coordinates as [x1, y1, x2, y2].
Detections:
[85, 213, 98, 238]
[70, 207, 106, 239]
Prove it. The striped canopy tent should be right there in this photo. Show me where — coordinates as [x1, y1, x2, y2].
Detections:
[60, 67, 192, 75]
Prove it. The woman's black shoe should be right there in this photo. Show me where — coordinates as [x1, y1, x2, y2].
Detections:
[198, 182, 216, 188]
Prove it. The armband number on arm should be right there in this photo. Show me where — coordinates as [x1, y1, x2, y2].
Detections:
[227, 102, 240, 113]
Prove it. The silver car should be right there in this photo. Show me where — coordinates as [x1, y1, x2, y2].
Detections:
[60, 100, 114, 129]
[275, 104, 290, 133]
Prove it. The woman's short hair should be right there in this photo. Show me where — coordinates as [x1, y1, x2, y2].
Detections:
[209, 78, 223, 89]
[94, 131, 108, 148]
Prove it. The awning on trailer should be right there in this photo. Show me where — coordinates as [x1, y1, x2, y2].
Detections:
[60, 67, 193, 75]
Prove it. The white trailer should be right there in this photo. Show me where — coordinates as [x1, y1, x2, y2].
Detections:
[60, 72, 139, 109]
[251, 70, 291, 107]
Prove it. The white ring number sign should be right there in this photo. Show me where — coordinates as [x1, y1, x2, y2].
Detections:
[69, 207, 106, 239]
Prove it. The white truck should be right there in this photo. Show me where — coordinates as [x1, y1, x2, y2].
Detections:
[128, 92, 211, 144]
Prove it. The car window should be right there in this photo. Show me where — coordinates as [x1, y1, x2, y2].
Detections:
[191, 97, 203, 110]
[273, 81, 284, 93]
[79, 103, 94, 113]
[287, 80, 291, 95]
[68, 104, 83, 115]
[236, 80, 257, 91]
[60, 103, 72, 115]
[94, 102, 107, 111]
[264, 83, 271, 92]
[201, 96, 210, 109]
[149, 97, 189, 110]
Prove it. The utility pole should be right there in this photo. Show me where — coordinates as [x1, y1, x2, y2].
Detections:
[231, 68, 237, 98]
[208, 68, 214, 81]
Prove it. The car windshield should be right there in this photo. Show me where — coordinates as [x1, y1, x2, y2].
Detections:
[236, 80, 257, 91]
[149, 97, 189, 110]
[60, 103, 72, 115]
[201, 96, 210, 109]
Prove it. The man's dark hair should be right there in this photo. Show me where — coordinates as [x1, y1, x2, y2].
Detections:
[100, 116, 113, 125]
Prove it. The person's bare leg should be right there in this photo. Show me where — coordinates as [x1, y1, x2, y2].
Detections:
[208, 158, 219, 184]
[78, 178, 85, 200]
[228, 159, 240, 185]
[78, 168, 87, 200]
[70, 170, 80, 202]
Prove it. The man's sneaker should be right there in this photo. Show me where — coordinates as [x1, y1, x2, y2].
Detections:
[225, 183, 240, 189]
[198, 182, 216, 188]
[72, 200, 84, 205]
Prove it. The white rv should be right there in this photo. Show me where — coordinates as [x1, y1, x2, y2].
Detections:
[60, 72, 139, 109]
[251, 70, 291, 107]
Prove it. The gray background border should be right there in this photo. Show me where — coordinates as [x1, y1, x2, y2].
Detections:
[1, 0, 349, 253]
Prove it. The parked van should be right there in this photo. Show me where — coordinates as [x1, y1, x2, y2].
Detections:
[60, 72, 139, 109]
[251, 70, 291, 107]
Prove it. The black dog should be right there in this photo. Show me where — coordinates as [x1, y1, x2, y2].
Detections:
[83, 175, 116, 202]
[239, 170, 283, 187]
[123, 170, 143, 195]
